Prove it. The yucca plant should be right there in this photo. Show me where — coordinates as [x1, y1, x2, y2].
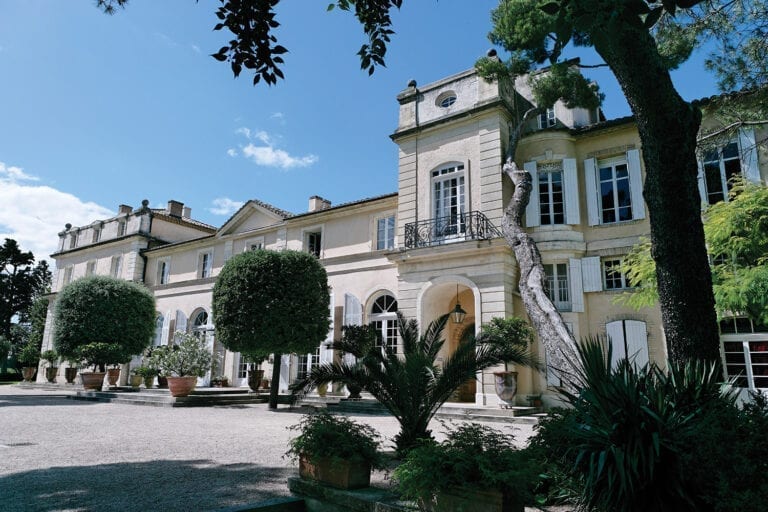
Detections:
[551, 337, 734, 512]
[291, 312, 539, 456]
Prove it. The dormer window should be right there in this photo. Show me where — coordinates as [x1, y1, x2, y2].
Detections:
[538, 108, 556, 129]
[437, 91, 457, 108]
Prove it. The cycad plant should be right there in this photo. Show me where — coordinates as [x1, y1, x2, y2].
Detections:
[291, 312, 539, 456]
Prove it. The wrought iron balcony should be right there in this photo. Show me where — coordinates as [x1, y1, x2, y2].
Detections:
[404, 211, 502, 249]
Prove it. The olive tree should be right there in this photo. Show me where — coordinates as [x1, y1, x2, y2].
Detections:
[212, 249, 330, 409]
[53, 276, 156, 371]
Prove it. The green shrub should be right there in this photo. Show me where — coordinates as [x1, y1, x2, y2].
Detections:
[286, 410, 382, 468]
[131, 365, 159, 378]
[41, 349, 58, 366]
[75, 342, 128, 372]
[17, 342, 41, 366]
[152, 332, 212, 377]
[394, 423, 541, 509]
[0, 336, 11, 362]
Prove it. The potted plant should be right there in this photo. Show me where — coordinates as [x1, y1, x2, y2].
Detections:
[244, 353, 267, 392]
[478, 317, 534, 407]
[64, 357, 80, 384]
[146, 346, 169, 388]
[393, 423, 541, 512]
[133, 365, 159, 389]
[76, 342, 123, 391]
[211, 375, 229, 387]
[41, 349, 59, 383]
[17, 342, 40, 382]
[286, 410, 383, 490]
[153, 331, 212, 397]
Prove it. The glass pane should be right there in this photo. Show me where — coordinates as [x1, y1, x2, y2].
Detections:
[753, 377, 768, 388]
[599, 167, 613, 181]
[616, 164, 628, 179]
[722, 341, 744, 352]
[722, 142, 739, 159]
[720, 318, 737, 334]
[736, 317, 753, 333]
[725, 352, 746, 364]
[750, 353, 768, 364]
[749, 341, 768, 352]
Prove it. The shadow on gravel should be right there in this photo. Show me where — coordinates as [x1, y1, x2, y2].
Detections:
[0, 459, 294, 511]
[0, 394, 96, 408]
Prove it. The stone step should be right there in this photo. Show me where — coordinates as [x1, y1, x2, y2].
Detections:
[70, 389, 271, 408]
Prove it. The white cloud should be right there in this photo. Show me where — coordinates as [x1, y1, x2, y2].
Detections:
[270, 112, 286, 125]
[0, 161, 113, 263]
[233, 128, 317, 170]
[191, 44, 201, 54]
[241, 143, 318, 169]
[208, 197, 244, 216]
[226, 148, 238, 157]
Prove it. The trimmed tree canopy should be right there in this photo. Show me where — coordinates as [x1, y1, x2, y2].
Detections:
[212, 249, 330, 357]
[53, 276, 156, 366]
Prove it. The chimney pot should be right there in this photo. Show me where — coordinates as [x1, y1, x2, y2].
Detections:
[118, 204, 132, 215]
[308, 195, 332, 212]
[182, 206, 192, 218]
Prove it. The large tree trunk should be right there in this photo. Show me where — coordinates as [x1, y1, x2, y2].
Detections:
[594, 24, 720, 364]
[269, 351, 282, 409]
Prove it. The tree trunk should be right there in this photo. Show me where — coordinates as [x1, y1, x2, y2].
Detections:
[501, 109, 580, 384]
[269, 351, 282, 409]
[594, 24, 720, 364]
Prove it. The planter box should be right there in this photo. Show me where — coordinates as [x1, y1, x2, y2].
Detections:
[80, 372, 106, 391]
[299, 454, 371, 490]
[435, 488, 523, 512]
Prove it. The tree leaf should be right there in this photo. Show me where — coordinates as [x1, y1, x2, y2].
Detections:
[540, 2, 561, 15]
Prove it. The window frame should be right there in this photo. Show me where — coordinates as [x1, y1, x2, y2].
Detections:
[157, 258, 171, 285]
[244, 236, 265, 252]
[538, 163, 565, 225]
[304, 228, 323, 258]
[198, 250, 213, 279]
[85, 260, 97, 276]
[369, 293, 398, 354]
[431, 163, 467, 240]
[375, 214, 396, 251]
[603, 258, 630, 290]
[110, 255, 122, 278]
[117, 220, 127, 237]
[543, 263, 571, 311]
[538, 107, 556, 129]
[597, 157, 633, 224]
[700, 138, 742, 205]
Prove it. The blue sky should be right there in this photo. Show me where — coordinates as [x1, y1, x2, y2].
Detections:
[0, 1, 721, 263]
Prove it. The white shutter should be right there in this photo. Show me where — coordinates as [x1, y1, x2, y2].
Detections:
[696, 159, 707, 208]
[739, 128, 761, 184]
[569, 258, 584, 312]
[606, 320, 626, 369]
[279, 354, 291, 392]
[563, 158, 580, 225]
[545, 350, 561, 387]
[320, 292, 334, 364]
[276, 228, 287, 251]
[175, 310, 187, 336]
[627, 149, 646, 220]
[581, 256, 602, 292]
[524, 161, 540, 228]
[584, 158, 599, 226]
[343, 293, 363, 326]
[223, 240, 233, 262]
[624, 320, 649, 367]
[161, 310, 172, 345]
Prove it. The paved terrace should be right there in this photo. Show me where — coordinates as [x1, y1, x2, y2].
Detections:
[0, 385, 536, 512]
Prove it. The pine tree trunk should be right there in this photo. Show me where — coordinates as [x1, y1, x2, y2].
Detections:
[269, 351, 282, 409]
[594, 25, 720, 363]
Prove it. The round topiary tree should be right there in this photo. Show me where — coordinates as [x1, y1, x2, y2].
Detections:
[53, 276, 156, 372]
[212, 249, 330, 409]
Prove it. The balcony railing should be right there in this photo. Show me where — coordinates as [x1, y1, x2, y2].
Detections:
[404, 211, 502, 249]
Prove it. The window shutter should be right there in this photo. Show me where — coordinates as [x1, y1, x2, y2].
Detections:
[581, 256, 602, 292]
[276, 228, 287, 251]
[161, 311, 172, 345]
[739, 127, 761, 184]
[320, 293, 334, 364]
[696, 160, 707, 208]
[563, 158, 580, 225]
[584, 158, 599, 226]
[524, 161, 540, 228]
[223, 240, 233, 262]
[624, 320, 649, 367]
[343, 293, 363, 326]
[606, 320, 626, 369]
[175, 310, 187, 336]
[627, 149, 646, 220]
[279, 354, 291, 392]
[569, 258, 584, 312]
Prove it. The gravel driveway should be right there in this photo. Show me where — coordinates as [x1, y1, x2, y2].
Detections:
[0, 385, 535, 512]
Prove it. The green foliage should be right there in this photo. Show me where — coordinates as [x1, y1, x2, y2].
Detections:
[530, 62, 604, 110]
[76, 342, 126, 371]
[0, 336, 10, 362]
[131, 365, 159, 378]
[620, 182, 768, 324]
[40, 349, 58, 366]
[476, 316, 534, 350]
[0, 238, 51, 339]
[152, 332, 212, 377]
[394, 423, 542, 508]
[286, 410, 383, 468]
[53, 275, 156, 370]
[17, 341, 41, 366]
[292, 313, 539, 456]
[531, 338, 745, 511]
[212, 249, 330, 357]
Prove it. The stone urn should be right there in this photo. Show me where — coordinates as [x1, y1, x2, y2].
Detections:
[129, 374, 143, 388]
[64, 367, 79, 384]
[106, 368, 121, 387]
[21, 367, 37, 382]
[248, 369, 264, 392]
[167, 376, 198, 397]
[80, 372, 106, 391]
[45, 367, 59, 383]
[493, 371, 518, 407]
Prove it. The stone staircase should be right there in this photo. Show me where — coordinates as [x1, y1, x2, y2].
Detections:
[71, 387, 272, 407]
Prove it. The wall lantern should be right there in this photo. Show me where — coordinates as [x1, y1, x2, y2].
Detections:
[451, 284, 467, 324]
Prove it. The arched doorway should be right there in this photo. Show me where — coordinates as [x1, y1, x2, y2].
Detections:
[369, 293, 398, 353]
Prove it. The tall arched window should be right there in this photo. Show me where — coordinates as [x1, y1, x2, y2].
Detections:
[192, 310, 209, 340]
[370, 294, 398, 353]
[432, 163, 466, 239]
[153, 313, 165, 346]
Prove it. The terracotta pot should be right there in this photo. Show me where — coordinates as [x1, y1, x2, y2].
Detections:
[493, 371, 518, 406]
[435, 488, 523, 512]
[248, 369, 264, 392]
[80, 372, 106, 391]
[260, 379, 269, 390]
[167, 376, 198, 397]
[22, 367, 37, 382]
[64, 367, 78, 384]
[106, 368, 121, 386]
[143, 376, 155, 389]
[129, 375, 142, 388]
[298, 454, 371, 490]
[45, 367, 59, 383]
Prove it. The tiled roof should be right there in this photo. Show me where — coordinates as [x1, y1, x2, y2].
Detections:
[150, 209, 217, 232]
[287, 192, 398, 219]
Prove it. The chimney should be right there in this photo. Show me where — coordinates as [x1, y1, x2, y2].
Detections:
[167, 200, 184, 218]
[182, 206, 192, 218]
[308, 195, 332, 212]
[118, 204, 132, 215]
